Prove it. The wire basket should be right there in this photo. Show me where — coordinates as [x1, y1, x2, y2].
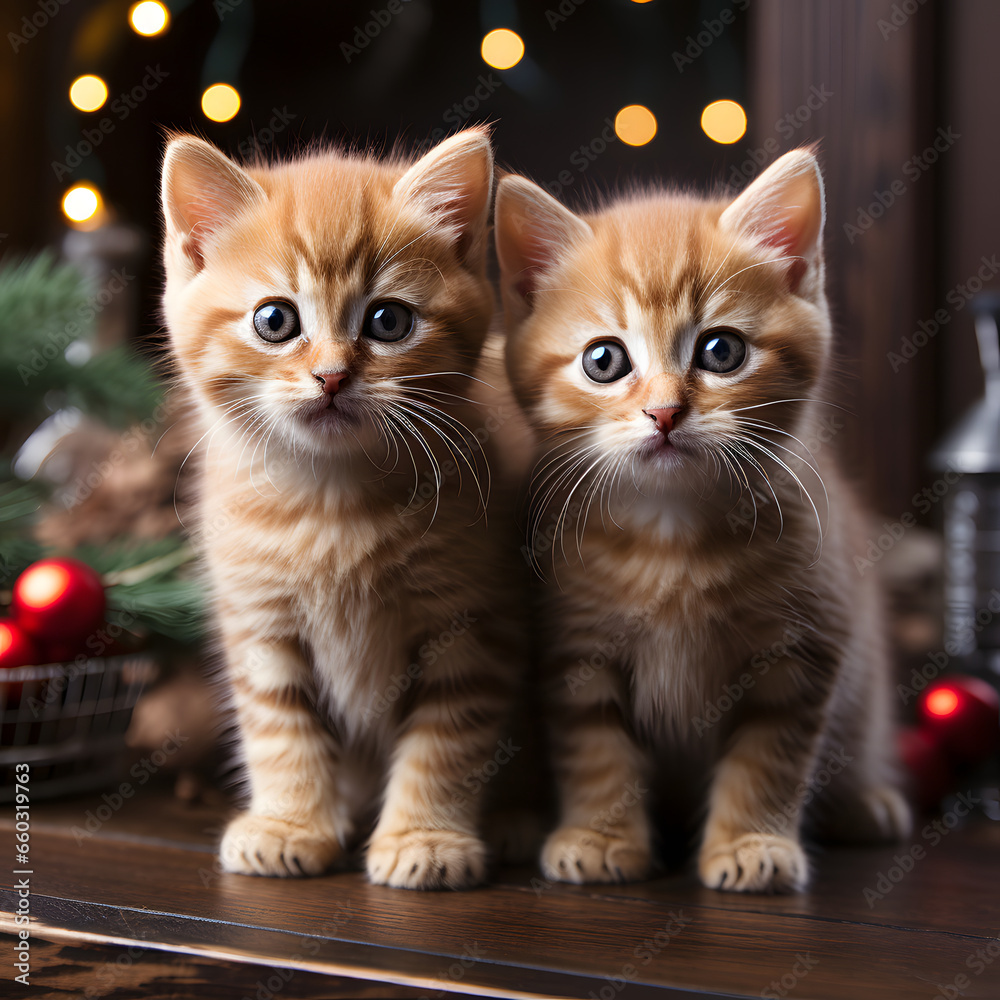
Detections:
[0, 655, 157, 801]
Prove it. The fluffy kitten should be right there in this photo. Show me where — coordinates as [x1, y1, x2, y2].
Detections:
[161, 128, 522, 889]
[495, 148, 911, 892]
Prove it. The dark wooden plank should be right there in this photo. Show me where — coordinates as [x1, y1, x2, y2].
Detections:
[493, 819, 1000, 941]
[1, 931, 464, 999]
[7, 786, 998, 939]
[2, 828, 999, 999]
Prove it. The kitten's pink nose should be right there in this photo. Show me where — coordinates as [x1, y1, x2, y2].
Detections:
[644, 406, 682, 435]
[314, 371, 349, 395]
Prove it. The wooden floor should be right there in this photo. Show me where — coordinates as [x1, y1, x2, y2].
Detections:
[2, 781, 999, 999]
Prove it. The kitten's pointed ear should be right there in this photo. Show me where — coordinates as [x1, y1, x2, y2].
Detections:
[495, 175, 593, 324]
[393, 129, 493, 267]
[719, 147, 825, 296]
[161, 134, 265, 279]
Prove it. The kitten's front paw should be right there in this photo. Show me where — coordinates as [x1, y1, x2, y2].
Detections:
[699, 833, 807, 893]
[541, 826, 651, 884]
[220, 813, 341, 877]
[861, 786, 912, 841]
[366, 829, 487, 890]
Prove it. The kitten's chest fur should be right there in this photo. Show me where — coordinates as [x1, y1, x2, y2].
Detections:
[200, 460, 445, 740]
[568, 504, 801, 736]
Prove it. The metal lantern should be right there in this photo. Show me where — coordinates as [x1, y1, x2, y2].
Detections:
[931, 293, 1000, 680]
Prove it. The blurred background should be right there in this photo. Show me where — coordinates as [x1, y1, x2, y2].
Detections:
[0, 0, 998, 814]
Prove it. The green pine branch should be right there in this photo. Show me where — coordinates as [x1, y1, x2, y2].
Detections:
[0, 253, 161, 432]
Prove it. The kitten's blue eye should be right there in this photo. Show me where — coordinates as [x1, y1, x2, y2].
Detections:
[582, 341, 632, 383]
[363, 302, 414, 343]
[253, 301, 300, 343]
[695, 329, 746, 374]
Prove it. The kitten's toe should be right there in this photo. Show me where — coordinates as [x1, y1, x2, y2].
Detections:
[541, 826, 651, 884]
[699, 833, 808, 893]
[220, 813, 341, 877]
[366, 829, 486, 890]
[861, 786, 912, 841]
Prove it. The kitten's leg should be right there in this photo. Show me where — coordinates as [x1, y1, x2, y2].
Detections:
[219, 635, 343, 877]
[365, 632, 514, 891]
[698, 703, 822, 893]
[540, 659, 652, 884]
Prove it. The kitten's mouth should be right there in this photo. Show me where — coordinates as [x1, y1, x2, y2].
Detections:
[639, 432, 681, 459]
[300, 394, 359, 431]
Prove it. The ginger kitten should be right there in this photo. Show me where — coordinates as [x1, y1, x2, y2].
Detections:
[161, 128, 521, 889]
[495, 148, 911, 892]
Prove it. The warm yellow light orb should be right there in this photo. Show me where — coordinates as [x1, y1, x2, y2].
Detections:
[129, 1, 169, 36]
[201, 84, 241, 123]
[481, 29, 524, 70]
[62, 184, 103, 225]
[615, 104, 657, 146]
[701, 99, 747, 144]
[69, 75, 108, 112]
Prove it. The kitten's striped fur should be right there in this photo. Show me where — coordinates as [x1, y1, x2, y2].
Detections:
[161, 128, 522, 889]
[495, 148, 911, 892]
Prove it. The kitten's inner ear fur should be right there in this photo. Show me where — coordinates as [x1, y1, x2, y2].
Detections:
[162, 135, 265, 278]
[719, 147, 825, 296]
[393, 129, 493, 268]
[495, 176, 594, 323]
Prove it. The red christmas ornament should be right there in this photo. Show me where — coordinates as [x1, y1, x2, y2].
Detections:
[0, 619, 41, 706]
[12, 558, 106, 645]
[0, 619, 39, 670]
[919, 676, 1000, 764]
[897, 725, 955, 810]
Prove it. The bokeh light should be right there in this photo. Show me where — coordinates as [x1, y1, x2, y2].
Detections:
[61, 184, 104, 227]
[926, 688, 960, 717]
[69, 75, 108, 113]
[615, 104, 657, 146]
[201, 84, 241, 123]
[701, 99, 748, 144]
[481, 29, 525, 70]
[129, 1, 169, 36]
